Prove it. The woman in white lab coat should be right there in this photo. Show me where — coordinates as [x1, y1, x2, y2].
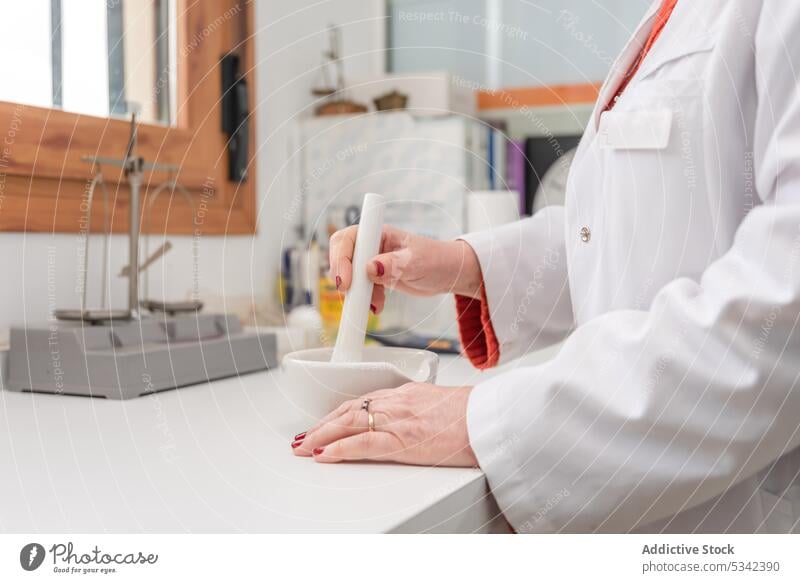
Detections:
[293, 0, 800, 533]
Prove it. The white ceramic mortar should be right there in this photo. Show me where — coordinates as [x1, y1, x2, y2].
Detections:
[281, 346, 439, 425]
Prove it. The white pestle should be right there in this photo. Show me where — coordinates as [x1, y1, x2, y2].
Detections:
[330, 193, 385, 363]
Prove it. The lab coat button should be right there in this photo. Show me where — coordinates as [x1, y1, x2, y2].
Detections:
[580, 226, 591, 243]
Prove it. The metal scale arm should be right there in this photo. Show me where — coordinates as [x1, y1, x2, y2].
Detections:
[58, 114, 183, 323]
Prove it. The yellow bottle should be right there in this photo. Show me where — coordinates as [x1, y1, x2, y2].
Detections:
[318, 275, 379, 346]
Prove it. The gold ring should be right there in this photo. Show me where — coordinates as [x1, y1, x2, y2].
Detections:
[361, 399, 375, 432]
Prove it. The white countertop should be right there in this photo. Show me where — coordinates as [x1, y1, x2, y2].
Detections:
[0, 346, 558, 533]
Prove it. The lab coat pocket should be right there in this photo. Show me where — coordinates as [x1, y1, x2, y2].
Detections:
[598, 109, 673, 150]
[595, 80, 714, 305]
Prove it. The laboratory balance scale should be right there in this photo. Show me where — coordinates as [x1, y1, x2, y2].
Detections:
[5, 116, 276, 399]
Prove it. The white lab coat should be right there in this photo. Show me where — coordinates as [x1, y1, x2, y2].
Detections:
[464, 0, 800, 533]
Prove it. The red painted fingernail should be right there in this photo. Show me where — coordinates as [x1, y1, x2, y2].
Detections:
[335, 275, 342, 290]
[294, 432, 307, 441]
[312, 447, 324, 456]
[370, 304, 377, 314]
[291, 439, 304, 449]
[375, 261, 385, 277]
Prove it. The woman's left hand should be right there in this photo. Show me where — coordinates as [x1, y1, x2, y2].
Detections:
[291, 383, 477, 467]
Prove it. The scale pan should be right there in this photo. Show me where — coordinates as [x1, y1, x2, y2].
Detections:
[140, 299, 203, 315]
[54, 309, 133, 323]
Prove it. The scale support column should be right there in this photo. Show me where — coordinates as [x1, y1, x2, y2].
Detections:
[127, 159, 143, 319]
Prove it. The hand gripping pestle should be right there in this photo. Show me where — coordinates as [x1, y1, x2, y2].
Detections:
[281, 192, 438, 427]
[331, 192, 385, 363]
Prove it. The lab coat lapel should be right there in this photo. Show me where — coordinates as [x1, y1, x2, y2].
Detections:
[634, 2, 716, 81]
[592, 1, 662, 129]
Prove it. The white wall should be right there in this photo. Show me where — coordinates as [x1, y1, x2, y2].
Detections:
[0, 0, 385, 342]
[388, 0, 650, 88]
[499, 0, 649, 86]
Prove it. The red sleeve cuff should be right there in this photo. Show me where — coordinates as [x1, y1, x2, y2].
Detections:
[455, 283, 500, 370]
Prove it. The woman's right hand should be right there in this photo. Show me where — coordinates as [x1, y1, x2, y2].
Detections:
[328, 225, 482, 314]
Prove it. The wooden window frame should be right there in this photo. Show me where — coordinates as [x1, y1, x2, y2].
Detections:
[0, 0, 256, 235]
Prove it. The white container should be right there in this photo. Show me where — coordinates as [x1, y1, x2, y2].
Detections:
[281, 346, 438, 426]
[466, 190, 521, 233]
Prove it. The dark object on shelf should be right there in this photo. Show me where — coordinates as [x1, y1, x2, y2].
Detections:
[524, 134, 582, 215]
[373, 90, 408, 111]
[366, 328, 461, 355]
